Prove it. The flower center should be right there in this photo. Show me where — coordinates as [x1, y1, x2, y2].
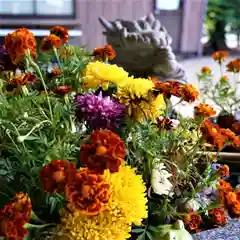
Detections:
[96, 146, 108, 155]
[52, 171, 65, 182]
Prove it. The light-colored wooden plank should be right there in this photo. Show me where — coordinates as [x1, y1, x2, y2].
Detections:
[180, 0, 205, 53]
[102, 0, 119, 21]
[78, 0, 88, 45]
[118, 0, 133, 20]
[85, 0, 104, 49]
[132, 0, 143, 20]
[199, 151, 240, 164]
[101, 0, 119, 45]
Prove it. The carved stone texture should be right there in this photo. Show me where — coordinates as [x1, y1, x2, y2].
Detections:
[99, 13, 187, 82]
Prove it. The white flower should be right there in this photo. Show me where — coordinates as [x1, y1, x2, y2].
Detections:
[151, 162, 173, 196]
[171, 119, 180, 129]
[185, 198, 201, 211]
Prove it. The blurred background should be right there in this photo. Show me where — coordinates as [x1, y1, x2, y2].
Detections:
[0, 0, 239, 55]
[0, 0, 239, 84]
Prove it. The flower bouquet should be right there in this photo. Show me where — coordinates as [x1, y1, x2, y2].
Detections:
[198, 52, 240, 156]
[0, 27, 240, 240]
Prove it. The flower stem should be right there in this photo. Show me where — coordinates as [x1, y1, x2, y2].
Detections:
[21, 85, 29, 96]
[64, 94, 69, 105]
[219, 62, 223, 77]
[17, 120, 51, 142]
[53, 47, 63, 73]
[31, 211, 45, 224]
[26, 51, 53, 121]
[24, 223, 55, 229]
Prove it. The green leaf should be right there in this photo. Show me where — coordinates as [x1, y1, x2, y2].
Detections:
[137, 232, 146, 240]
[132, 228, 145, 233]
[24, 136, 40, 141]
[50, 198, 57, 214]
[0, 169, 8, 175]
[146, 231, 153, 240]
[148, 225, 161, 233]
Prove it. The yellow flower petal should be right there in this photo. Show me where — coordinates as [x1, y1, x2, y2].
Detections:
[117, 77, 165, 122]
[82, 61, 128, 90]
[53, 166, 147, 240]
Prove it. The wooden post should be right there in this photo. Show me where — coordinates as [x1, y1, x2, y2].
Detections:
[197, 0, 208, 56]
[180, 0, 208, 55]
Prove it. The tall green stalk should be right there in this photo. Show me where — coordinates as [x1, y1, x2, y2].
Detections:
[26, 51, 53, 121]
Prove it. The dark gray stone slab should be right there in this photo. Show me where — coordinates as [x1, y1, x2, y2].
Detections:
[192, 219, 240, 240]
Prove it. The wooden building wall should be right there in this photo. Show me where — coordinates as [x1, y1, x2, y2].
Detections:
[0, 0, 207, 55]
[76, 0, 153, 50]
[76, 0, 207, 54]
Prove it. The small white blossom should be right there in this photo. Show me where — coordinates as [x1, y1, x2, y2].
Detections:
[151, 161, 173, 196]
[184, 198, 201, 211]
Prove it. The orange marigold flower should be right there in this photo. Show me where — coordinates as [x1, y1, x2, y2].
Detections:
[154, 80, 182, 98]
[0, 215, 27, 240]
[212, 51, 229, 63]
[217, 180, 233, 204]
[170, 81, 183, 98]
[150, 77, 159, 85]
[40, 160, 77, 193]
[232, 137, 240, 147]
[80, 129, 126, 174]
[50, 25, 69, 43]
[194, 103, 216, 117]
[41, 34, 62, 52]
[93, 45, 116, 61]
[217, 164, 230, 177]
[201, 66, 212, 75]
[50, 67, 62, 78]
[65, 168, 110, 215]
[184, 211, 202, 233]
[200, 119, 226, 150]
[217, 179, 233, 193]
[4, 28, 36, 65]
[226, 59, 240, 73]
[180, 84, 199, 103]
[228, 201, 240, 218]
[208, 207, 227, 227]
[153, 81, 171, 96]
[220, 128, 237, 140]
[225, 191, 237, 205]
[0, 192, 32, 240]
[220, 75, 229, 83]
[8, 73, 36, 87]
[12, 192, 32, 221]
[220, 128, 240, 147]
[55, 85, 72, 95]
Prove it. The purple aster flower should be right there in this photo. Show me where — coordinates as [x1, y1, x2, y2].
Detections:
[76, 92, 125, 130]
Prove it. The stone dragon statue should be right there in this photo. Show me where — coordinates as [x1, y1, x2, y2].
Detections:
[99, 13, 186, 83]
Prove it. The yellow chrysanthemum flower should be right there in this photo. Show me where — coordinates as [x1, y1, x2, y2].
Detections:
[82, 61, 128, 90]
[105, 165, 148, 226]
[117, 77, 165, 122]
[53, 165, 147, 240]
